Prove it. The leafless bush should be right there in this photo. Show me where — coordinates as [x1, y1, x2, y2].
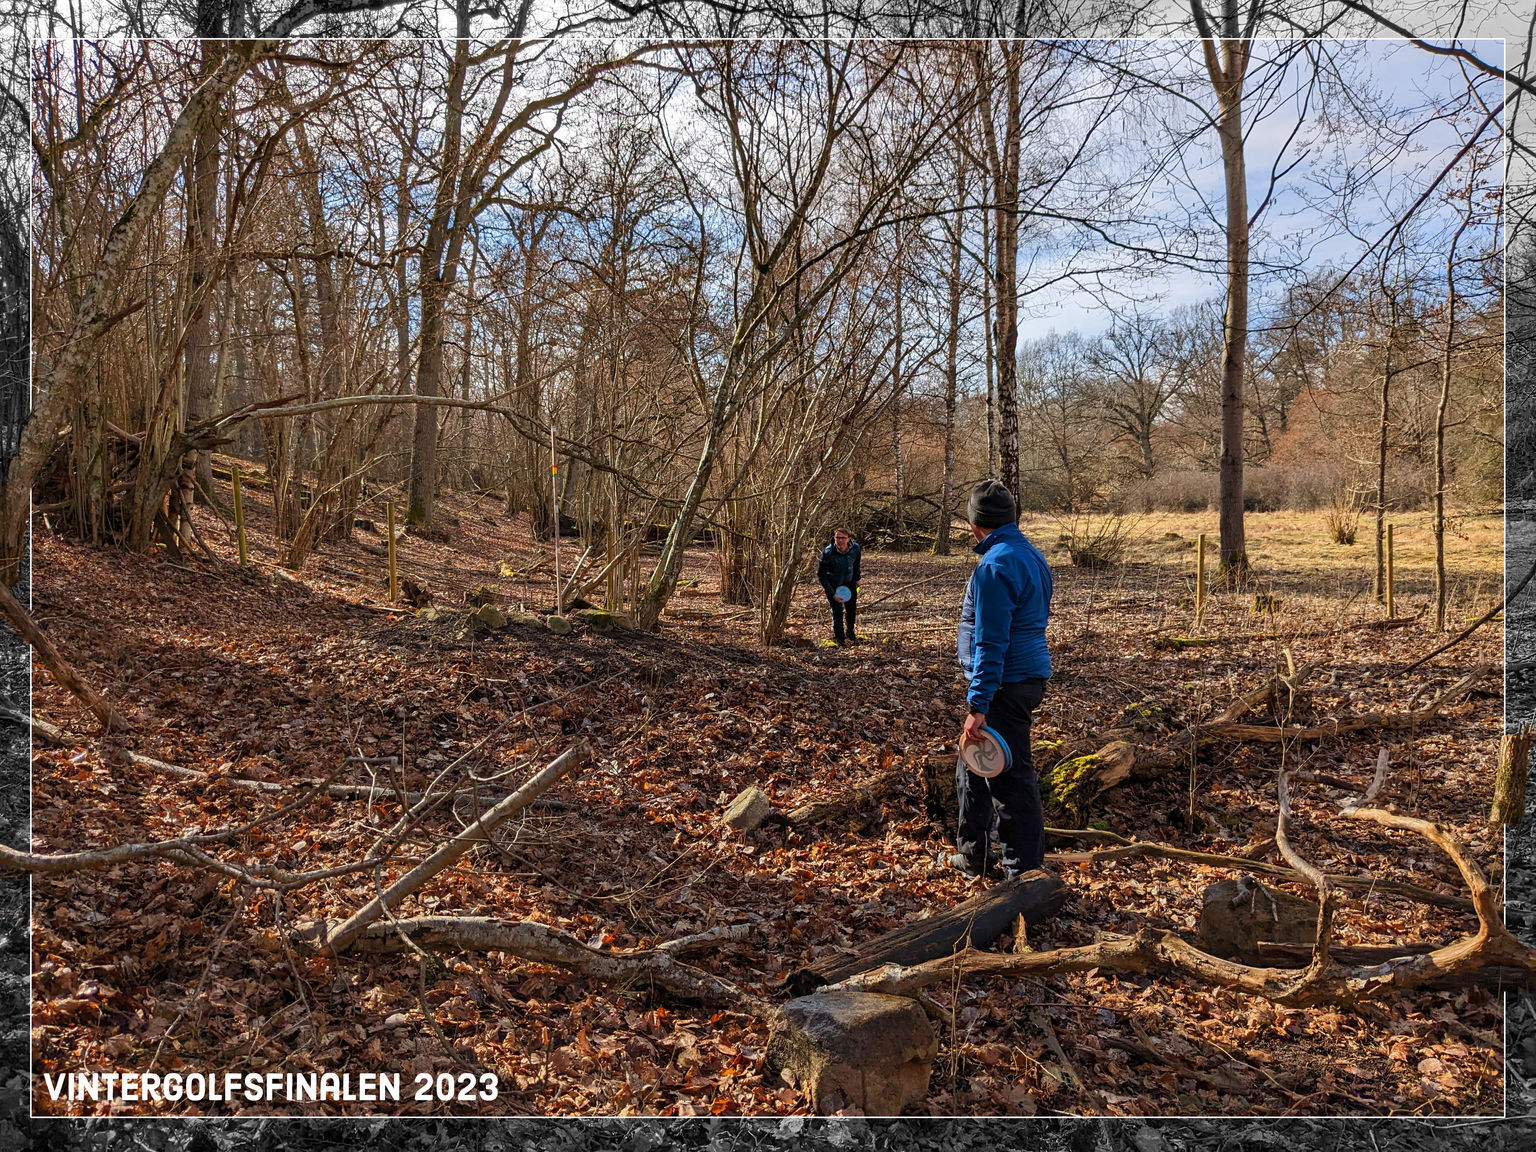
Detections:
[1058, 512, 1138, 568]
[1325, 490, 1360, 545]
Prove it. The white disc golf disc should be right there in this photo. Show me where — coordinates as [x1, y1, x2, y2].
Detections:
[958, 726, 1012, 778]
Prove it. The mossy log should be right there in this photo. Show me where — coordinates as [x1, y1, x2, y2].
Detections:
[1039, 741, 1136, 823]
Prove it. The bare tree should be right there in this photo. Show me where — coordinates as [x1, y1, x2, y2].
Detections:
[1090, 312, 1179, 479]
[1190, 0, 1259, 577]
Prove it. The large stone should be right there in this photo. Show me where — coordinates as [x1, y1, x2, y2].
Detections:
[767, 991, 936, 1115]
[1196, 877, 1317, 962]
[722, 786, 773, 831]
[505, 611, 544, 628]
[467, 604, 507, 633]
[572, 608, 615, 632]
[545, 614, 573, 635]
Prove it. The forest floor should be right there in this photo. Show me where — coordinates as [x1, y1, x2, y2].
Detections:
[25, 470, 1508, 1118]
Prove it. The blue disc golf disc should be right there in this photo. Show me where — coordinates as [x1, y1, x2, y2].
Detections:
[833, 585, 852, 602]
[958, 725, 1012, 778]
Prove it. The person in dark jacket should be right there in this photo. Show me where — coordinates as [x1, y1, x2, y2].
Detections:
[952, 480, 1053, 879]
[817, 528, 862, 645]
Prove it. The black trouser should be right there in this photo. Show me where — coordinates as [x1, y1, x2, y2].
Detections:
[827, 589, 857, 643]
[956, 677, 1047, 874]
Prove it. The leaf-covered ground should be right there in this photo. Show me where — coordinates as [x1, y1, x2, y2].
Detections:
[26, 479, 1508, 1117]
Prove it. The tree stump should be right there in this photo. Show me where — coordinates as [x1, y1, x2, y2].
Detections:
[767, 991, 936, 1115]
[1196, 877, 1317, 962]
[1492, 728, 1532, 826]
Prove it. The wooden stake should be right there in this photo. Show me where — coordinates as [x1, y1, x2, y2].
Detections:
[550, 422, 561, 611]
[1492, 727, 1532, 826]
[1195, 532, 1207, 628]
[386, 500, 399, 605]
[231, 463, 248, 567]
[1385, 524, 1395, 619]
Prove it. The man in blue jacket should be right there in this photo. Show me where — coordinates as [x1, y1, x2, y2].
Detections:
[953, 480, 1053, 879]
[817, 528, 862, 646]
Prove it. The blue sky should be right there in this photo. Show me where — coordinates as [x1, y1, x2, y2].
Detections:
[1015, 38, 1506, 343]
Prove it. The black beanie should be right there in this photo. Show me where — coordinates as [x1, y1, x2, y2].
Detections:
[967, 480, 1017, 530]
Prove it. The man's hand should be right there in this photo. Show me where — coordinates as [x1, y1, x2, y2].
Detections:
[961, 710, 987, 744]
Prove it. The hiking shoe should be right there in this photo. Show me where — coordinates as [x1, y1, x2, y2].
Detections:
[947, 852, 995, 880]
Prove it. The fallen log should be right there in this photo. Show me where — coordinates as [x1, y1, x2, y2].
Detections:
[785, 766, 907, 830]
[787, 869, 1065, 995]
[826, 920, 1536, 1005]
[1251, 942, 1535, 989]
[1151, 615, 1421, 650]
[1211, 662, 1316, 725]
[1051, 664, 1493, 799]
[831, 797, 1536, 1006]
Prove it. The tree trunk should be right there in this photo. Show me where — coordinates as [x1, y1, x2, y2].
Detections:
[1374, 340, 1392, 602]
[406, 39, 470, 528]
[1436, 195, 1471, 631]
[990, 45, 1023, 503]
[982, 198, 997, 479]
[635, 402, 729, 632]
[1203, 30, 1251, 577]
[1492, 728, 1532, 827]
[935, 193, 963, 556]
[892, 233, 906, 538]
[290, 112, 351, 544]
[182, 42, 223, 516]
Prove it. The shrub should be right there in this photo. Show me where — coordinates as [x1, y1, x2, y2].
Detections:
[1057, 512, 1138, 568]
[1325, 490, 1361, 545]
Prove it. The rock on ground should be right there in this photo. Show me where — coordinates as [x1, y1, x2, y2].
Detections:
[767, 990, 937, 1115]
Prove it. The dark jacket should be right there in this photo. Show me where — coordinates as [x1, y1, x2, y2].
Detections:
[957, 521, 1053, 714]
[817, 539, 862, 597]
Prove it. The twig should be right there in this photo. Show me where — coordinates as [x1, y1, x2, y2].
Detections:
[321, 742, 589, 953]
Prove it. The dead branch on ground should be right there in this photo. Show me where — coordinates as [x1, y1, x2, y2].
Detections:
[319, 742, 589, 953]
[0, 581, 129, 732]
[295, 915, 770, 1014]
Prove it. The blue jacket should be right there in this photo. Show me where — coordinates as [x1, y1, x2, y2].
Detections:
[957, 521, 1053, 714]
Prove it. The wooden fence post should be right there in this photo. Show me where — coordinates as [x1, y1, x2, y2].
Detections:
[1195, 532, 1207, 628]
[386, 500, 399, 605]
[231, 464, 248, 567]
[1385, 524, 1395, 619]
